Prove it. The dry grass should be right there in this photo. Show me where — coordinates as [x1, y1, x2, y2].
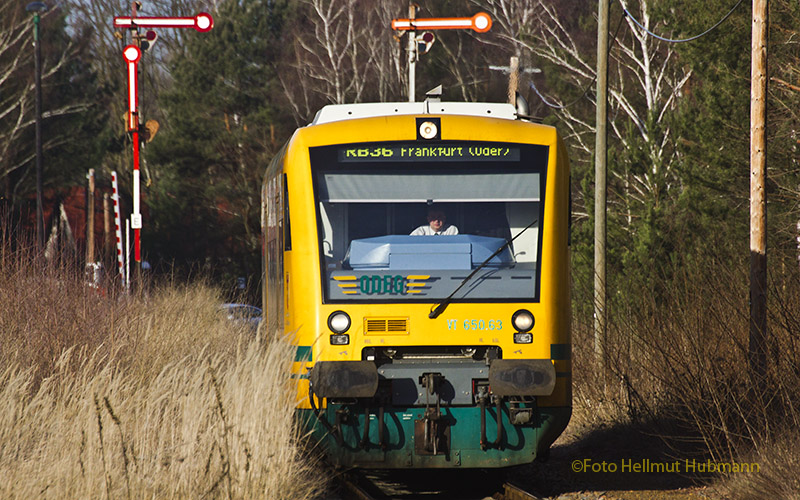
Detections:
[7, 228, 799, 498]
[0, 241, 325, 499]
[715, 435, 800, 499]
[570, 251, 800, 498]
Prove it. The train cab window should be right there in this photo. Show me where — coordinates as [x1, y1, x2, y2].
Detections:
[283, 174, 291, 251]
[348, 203, 388, 240]
[310, 141, 548, 302]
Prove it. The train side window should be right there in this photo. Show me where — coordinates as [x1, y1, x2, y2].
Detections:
[506, 202, 539, 263]
[283, 174, 291, 251]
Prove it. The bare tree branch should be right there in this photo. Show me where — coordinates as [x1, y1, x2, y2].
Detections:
[280, 0, 405, 123]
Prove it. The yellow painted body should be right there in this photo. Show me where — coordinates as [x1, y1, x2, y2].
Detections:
[262, 108, 570, 468]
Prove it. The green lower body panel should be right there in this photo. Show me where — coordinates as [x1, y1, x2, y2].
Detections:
[298, 405, 571, 469]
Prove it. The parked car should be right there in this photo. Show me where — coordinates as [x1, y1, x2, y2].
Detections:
[221, 303, 262, 332]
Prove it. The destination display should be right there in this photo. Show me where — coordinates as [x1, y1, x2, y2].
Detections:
[338, 143, 521, 163]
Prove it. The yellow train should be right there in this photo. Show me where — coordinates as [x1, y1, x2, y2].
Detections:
[261, 99, 571, 468]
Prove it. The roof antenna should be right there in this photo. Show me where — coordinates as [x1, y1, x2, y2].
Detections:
[515, 91, 532, 121]
[425, 85, 442, 113]
[425, 85, 442, 102]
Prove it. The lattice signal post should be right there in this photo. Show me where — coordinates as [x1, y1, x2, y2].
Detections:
[391, 9, 492, 102]
[113, 5, 214, 277]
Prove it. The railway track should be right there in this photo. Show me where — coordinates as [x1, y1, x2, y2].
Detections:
[501, 482, 545, 500]
[333, 470, 544, 500]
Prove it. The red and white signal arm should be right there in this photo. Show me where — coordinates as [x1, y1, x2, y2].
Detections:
[391, 12, 492, 33]
[114, 12, 214, 32]
[122, 45, 141, 131]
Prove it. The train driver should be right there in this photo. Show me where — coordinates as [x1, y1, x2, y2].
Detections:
[410, 207, 459, 236]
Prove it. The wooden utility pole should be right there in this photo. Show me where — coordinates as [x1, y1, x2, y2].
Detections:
[594, 0, 609, 364]
[749, 0, 768, 378]
[407, 3, 417, 102]
[86, 169, 96, 264]
[27, 2, 48, 250]
[103, 193, 112, 259]
[508, 56, 519, 105]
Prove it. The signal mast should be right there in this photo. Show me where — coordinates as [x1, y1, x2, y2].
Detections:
[112, 3, 213, 284]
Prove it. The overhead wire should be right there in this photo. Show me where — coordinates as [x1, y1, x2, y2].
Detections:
[621, 0, 745, 44]
[529, 0, 745, 110]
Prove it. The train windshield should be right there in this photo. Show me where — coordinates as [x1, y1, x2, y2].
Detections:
[310, 141, 548, 303]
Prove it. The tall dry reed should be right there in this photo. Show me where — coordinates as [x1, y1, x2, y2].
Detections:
[0, 241, 325, 499]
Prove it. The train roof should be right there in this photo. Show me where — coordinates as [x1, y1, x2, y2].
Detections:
[311, 102, 519, 125]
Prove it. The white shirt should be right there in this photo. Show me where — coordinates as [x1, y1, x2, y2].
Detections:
[410, 224, 459, 236]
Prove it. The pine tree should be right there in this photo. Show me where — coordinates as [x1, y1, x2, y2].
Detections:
[666, 0, 755, 267]
[147, 0, 292, 288]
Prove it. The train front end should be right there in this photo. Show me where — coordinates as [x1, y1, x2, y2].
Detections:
[267, 102, 570, 469]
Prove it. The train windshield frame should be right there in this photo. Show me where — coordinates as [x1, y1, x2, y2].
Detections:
[309, 141, 549, 304]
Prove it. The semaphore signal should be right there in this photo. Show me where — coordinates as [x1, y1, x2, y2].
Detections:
[122, 45, 140, 132]
[391, 12, 492, 33]
[391, 6, 492, 102]
[113, 2, 214, 286]
[113, 12, 214, 32]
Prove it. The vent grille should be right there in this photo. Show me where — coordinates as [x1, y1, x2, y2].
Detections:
[364, 317, 409, 335]
[387, 319, 406, 332]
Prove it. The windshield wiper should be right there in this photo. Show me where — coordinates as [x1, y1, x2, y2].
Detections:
[428, 219, 539, 319]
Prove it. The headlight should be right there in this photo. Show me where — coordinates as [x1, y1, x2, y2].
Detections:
[512, 309, 534, 332]
[514, 332, 533, 344]
[330, 334, 350, 345]
[328, 311, 351, 333]
[419, 120, 438, 139]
